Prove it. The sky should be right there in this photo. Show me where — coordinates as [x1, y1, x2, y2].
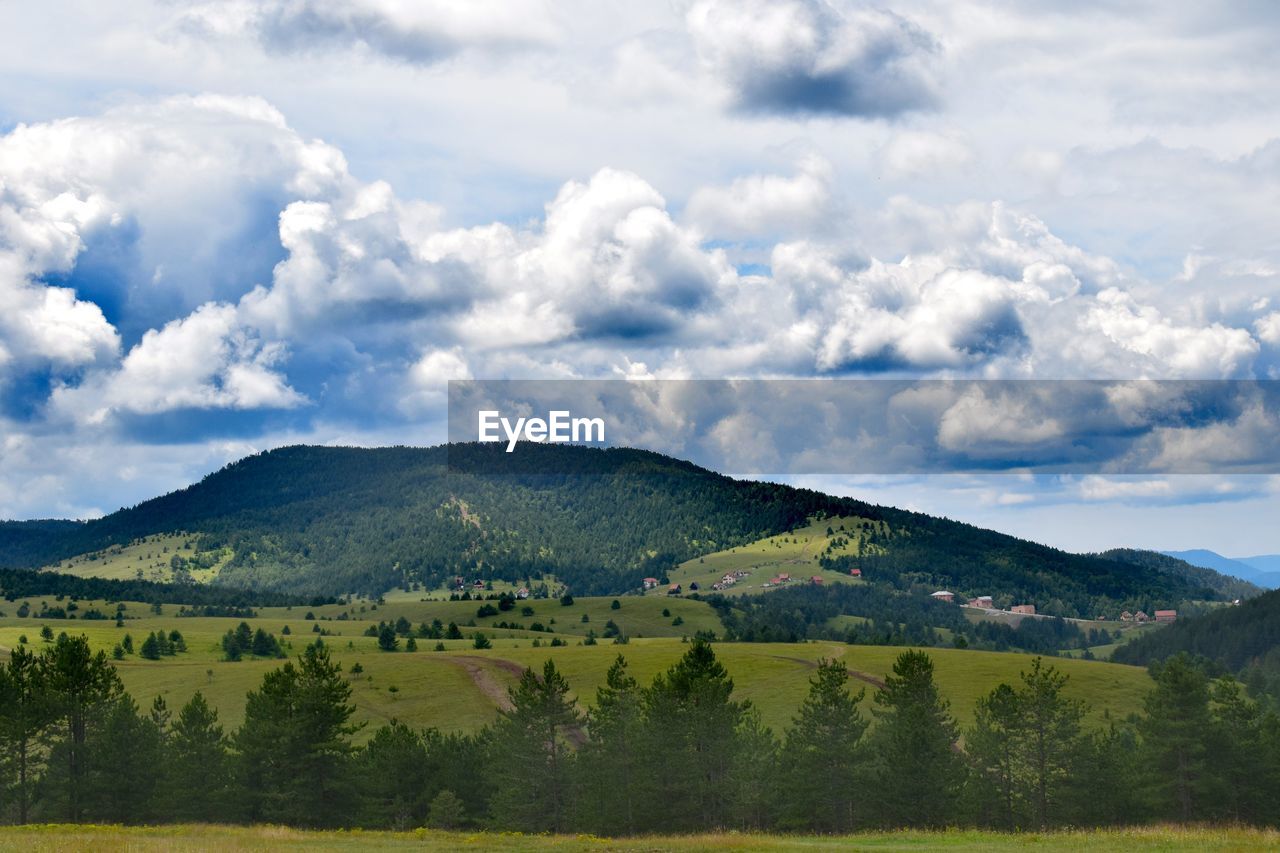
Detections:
[1, 0, 1279, 556]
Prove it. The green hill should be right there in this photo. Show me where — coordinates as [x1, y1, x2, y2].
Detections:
[1112, 587, 1280, 698]
[0, 444, 1239, 614]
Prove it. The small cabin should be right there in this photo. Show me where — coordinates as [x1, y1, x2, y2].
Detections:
[1154, 609, 1177, 623]
[930, 590, 955, 603]
[1010, 604, 1036, 615]
[667, 583, 682, 596]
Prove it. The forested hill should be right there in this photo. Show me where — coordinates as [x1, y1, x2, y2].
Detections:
[1097, 549, 1261, 602]
[1113, 588, 1280, 700]
[0, 443, 1237, 608]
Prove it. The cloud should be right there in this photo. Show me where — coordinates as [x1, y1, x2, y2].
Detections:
[180, 0, 559, 64]
[52, 302, 305, 422]
[878, 130, 974, 178]
[686, 0, 939, 118]
[683, 155, 833, 239]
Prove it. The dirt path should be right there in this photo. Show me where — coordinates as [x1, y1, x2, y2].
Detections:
[769, 654, 886, 690]
[451, 656, 515, 711]
[451, 655, 590, 746]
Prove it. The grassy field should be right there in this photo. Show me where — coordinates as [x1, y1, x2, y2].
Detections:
[0, 597, 1153, 740]
[39, 533, 228, 584]
[0, 824, 1273, 851]
[658, 516, 879, 598]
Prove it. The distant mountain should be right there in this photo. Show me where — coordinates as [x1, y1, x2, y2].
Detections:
[1163, 549, 1280, 590]
[1096, 549, 1261, 602]
[0, 444, 1246, 610]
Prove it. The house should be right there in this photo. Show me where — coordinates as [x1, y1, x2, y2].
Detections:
[930, 590, 955, 603]
[1120, 610, 1134, 622]
[1135, 611, 1149, 622]
[1010, 604, 1036, 615]
[811, 576, 824, 585]
[849, 568, 862, 577]
[667, 583, 682, 596]
[689, 582, 700, 591]
[1154, 609, 1177, 623]
[515, 587, 530, 600]
[778, 573, 790, 582]
[472, 580, 485, 590]
[970, 595, 994, 609]
[642, 577, 659, 590]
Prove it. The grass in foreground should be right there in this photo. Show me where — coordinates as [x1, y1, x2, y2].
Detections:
[0, 824, 1275, 852]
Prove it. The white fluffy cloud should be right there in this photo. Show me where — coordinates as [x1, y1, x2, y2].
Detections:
[683, 155, 833, 239]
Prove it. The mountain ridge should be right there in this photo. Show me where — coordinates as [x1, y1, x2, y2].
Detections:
[0, 443, 1249, 613]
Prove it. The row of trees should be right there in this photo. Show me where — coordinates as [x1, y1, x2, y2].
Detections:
[1, 635, 1277, 831]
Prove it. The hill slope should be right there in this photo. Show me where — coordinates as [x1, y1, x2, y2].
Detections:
[1099, 549, 1261, 601]
[0, 443, 1241, 610]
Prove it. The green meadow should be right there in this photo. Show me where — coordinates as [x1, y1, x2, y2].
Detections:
[0, 594, 1152, 739]
[658, 516, 879, 597]
[0, 823, 1273, 851]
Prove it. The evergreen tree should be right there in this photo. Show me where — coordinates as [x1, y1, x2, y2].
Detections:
[869, 649, 964, 827]
[235, 644, 360, 826]
[165, 692, 230, 823]
[140, 632, 162, 660]
[577, 655, 644, 833]
[1138, 654, 1212, 821]
[427, 789, 466, 829]
[82, 694, 164, 823]
[0, 646, 52, 822]
[1208, 677, 1268, 823]
[729, 708, 779, 831]
[1017, 658, 1085, 828]
[487, 660, 582, 832]
[38, 634, 124, 821]
[780, 659, 868, 831]
[641, 638, 746, 830]
[356, 721, 430, 829]
[967, 683, 1024, 828]
[378, 625, 399, 651]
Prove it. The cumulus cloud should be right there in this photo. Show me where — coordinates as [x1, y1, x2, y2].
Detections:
[686, 0, 939, 118]
[683, 155, 833, 239]
[180, 0, 559, 64]
[52, 302, 305, 422]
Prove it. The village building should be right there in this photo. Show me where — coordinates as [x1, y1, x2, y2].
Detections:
[1135, 611, 1149, 622]
[1154, 609, 1177, 623]
[1010, 604, 1036, 615]
[642, 577, 659, 590]
[848, 568, 862, 577]
[515, 587, 530, 599]
[811, 576, 824, 585]
[930, 590, 955, 603]
[970, 595, 994, 609]
[1120, 610, 1134, 622]
[667, 583, 682, 596]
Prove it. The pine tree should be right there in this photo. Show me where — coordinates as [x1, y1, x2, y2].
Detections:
[427, 789, 467, 828]
[1138, 654, 1212, 821]
[38, 633, 124, 821]
[967, 682, 1024, 828]
[1018, 658, 1085, 828]
[869, 649, 964, 827]
[166, 692, 230, 822]
[140, 632, 162, 660]
[780, 658, 868, 831]
[487, 660, 582, 831]
[356, 721, 430, 829]
[641, 638, 747, 830]
[236, 643, 360, 826]
[0, 646, 53, 822]
[578, 655, 644, 833]
[378, 625, 399, 651]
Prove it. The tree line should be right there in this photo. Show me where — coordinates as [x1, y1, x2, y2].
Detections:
[0, 634, 1277, 832]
